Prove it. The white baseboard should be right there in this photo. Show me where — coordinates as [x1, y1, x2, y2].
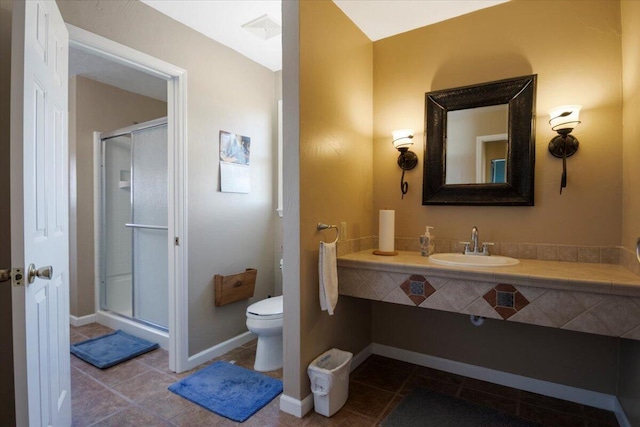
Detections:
[613, 397, 632, 427]
[350, 343, 372, 373]
[184, 331, 256, 371]
[373, 343, 618, 412]
[280, 393, 314, 418]
[69, 313, 96, 327]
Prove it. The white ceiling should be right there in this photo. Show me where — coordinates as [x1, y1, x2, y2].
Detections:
[140, 0, 282, 72]
[139, 0, 509, 71]
[68, 1, 510, 99]
[333, 0, 510, 41]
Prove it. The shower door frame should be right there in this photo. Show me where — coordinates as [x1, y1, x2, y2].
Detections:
[99, 118, 169, 331]
[70, 24, 189, 373]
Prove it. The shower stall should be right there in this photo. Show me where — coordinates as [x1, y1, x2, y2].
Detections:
[98, 117, 169, 335]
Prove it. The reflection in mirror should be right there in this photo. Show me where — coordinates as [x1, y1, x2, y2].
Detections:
[446, 105, 508, 184]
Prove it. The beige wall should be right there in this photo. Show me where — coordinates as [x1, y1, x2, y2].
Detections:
[292, 0, 374, 398]
[373, 0, 622, 246]
[617, 1, 640, 423]
[69, 76, 167, 317]
[0, 0, 15, 423]
[59, 0, 278, 355]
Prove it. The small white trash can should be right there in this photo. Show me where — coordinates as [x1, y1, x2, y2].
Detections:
[307, 348, 353, 417]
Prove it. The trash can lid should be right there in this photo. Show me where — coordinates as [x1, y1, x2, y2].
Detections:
[247, 295, 283, 317]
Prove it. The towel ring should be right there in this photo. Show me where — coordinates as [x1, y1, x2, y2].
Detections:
[317, 223, 339, 244]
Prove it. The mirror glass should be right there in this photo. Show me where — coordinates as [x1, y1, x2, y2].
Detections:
[423, 75, 536, 206]
[445, 104, 508, 184]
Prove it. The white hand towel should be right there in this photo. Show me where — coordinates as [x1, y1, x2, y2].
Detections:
[319, 241, 338, 315]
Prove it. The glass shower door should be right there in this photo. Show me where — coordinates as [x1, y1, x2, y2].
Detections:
[100, 120, 168, 330]
[131, 125, 168, 328]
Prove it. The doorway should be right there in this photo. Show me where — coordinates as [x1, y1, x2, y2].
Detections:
[68, 24, 188, 372]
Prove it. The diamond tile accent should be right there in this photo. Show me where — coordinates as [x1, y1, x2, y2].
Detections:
[400, 275, 435, 306]
[497, 292, 514, 308]
[410, 281, 424, 295]
[483, 284, 530, 320]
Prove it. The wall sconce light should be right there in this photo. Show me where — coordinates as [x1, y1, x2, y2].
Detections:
[392, 129, 418, 199]
[548, 105, 581, 194]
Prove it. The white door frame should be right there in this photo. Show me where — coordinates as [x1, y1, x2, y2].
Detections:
[67, 25, 189, 372]
[475, 133, 507, 184]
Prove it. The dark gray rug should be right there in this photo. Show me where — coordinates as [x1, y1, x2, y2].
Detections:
[381, 388, 539, 427]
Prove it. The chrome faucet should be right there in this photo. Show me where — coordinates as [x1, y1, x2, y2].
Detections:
[471, 226, 479, 254]
[461, 226, 494, 256]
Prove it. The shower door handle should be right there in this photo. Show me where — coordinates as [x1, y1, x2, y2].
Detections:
[27, 264, 53, 285]
[125, 223, 168, 230]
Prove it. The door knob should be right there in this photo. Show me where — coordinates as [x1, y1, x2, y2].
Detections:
[0, 269, 10, 283]
[27, 264, 53, 284]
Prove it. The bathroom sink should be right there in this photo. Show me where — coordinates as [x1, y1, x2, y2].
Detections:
[428, 253, 519, 267]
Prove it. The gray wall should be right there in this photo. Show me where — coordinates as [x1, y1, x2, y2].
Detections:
[273, 70, 282, 296]
[0, 0, 15, 423]
[58, 0, 278, 355]
[372, 302, 620, 394]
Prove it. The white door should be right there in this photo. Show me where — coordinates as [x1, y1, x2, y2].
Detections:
[11, 1, 71, 426]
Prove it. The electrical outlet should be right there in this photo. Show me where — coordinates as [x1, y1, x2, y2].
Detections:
[340, 222, 347, 240]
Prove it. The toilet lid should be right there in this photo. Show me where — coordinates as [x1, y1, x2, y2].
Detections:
[247, 295, 283, 317]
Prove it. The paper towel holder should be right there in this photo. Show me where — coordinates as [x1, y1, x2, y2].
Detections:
[373, 249, 398, 256]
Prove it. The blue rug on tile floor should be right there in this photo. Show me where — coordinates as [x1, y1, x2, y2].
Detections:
[168, 361, 283, 422]
[381, 387, 539, 427]
[70, 329, 159, 369]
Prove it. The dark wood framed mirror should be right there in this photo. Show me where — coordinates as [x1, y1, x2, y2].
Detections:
[423, 75, 537, 206]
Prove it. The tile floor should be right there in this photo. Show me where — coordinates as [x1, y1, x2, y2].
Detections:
[70, 323, 620, 426]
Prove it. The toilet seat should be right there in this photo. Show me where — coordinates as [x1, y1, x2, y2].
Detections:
[246, 295, 283, 320]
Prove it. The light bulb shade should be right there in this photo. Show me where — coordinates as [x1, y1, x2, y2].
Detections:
[392, 129, 414, 149]
[549, 105, 582, 132]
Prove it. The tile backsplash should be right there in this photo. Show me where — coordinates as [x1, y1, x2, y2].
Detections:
[336, 235, 640, 276]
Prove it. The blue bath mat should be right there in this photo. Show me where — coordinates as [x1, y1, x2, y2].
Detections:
[70, 329, 159, 369]
[168, 361, 283, 422]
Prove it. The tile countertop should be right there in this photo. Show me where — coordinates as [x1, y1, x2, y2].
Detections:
[337, 250, 640, 298]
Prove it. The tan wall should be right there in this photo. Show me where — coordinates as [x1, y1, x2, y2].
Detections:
[372, 303, 619, 394]
[295, 0, 374, 398]
[373, 0, 622, 246]
[617, 1, 640, 423]
[69, 76, 167, 316]
[59, 0, 278, 355]
[621, 0, 640, 253]
[0, 0, 15, 423]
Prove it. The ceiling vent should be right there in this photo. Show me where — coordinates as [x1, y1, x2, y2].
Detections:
[241, 14, 281, 40]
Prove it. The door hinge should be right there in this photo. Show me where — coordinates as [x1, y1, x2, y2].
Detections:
[0, 268, 25, 287]
[175, 237, 180, 246]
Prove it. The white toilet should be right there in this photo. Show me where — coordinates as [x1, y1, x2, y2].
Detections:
[246, 295, 283, 372]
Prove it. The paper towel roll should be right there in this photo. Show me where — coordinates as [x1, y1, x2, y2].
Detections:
[379, 210, 395, 252]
